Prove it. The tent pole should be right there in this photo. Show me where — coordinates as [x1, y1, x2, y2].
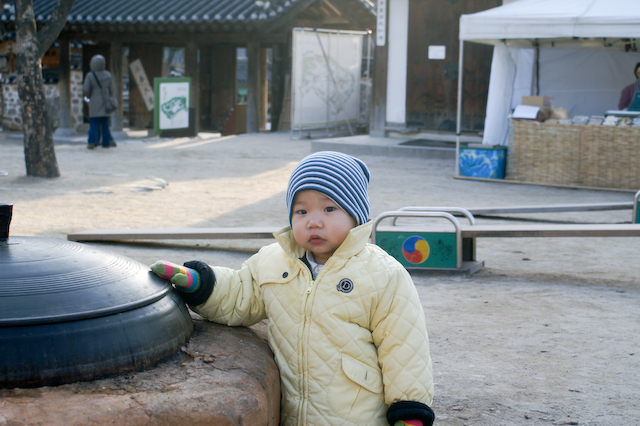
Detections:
[455, 39, 464, 176]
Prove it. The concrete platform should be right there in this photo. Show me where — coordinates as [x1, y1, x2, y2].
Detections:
[311, 131, 482, 160]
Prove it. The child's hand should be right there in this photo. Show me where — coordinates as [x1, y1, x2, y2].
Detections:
[395, 421, 423, 426]
[150, 260, 200, 293]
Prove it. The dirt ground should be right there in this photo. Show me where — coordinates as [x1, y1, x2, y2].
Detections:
[1, 130, 639, 425]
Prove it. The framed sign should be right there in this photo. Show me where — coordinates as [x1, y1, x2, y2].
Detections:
[153, 78, 191, 135]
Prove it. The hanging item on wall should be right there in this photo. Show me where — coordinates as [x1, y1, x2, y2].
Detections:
[129, 58, 154, 111]
[291, 27, 367, 137]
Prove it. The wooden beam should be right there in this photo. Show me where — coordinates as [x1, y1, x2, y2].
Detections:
[376, 223, 640, 239]
[460, 224, 640, 238]
[269, 42, 287, 131]
[185, 42, 199, 135]
[467, 202, 634, 216]
[370, 0, 388, 136]
[210, 44, 237, 132]
[65, 32, 287, 45]
[261, 0, 318, 33]
[322, 0, 375, 29]
[259, 47, 269, 131]
[110, 40, 124, 132]
[68, 223, 640, 243]
[57, 34, 72, 130]
[68, 227, 280, 242]
[246, 39, 260, 133]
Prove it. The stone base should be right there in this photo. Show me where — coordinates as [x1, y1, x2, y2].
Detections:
[0, 317, 280, 426]
[111, 130, 130, 141]
[53, 127, 77, 137]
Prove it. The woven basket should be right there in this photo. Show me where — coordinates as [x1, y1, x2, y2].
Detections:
[507, 121, 640, 190]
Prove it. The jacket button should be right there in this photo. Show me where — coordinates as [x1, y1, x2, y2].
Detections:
[282, 272, 288, 278]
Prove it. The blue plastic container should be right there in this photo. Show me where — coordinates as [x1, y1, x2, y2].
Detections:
[459, 145, 507, 179]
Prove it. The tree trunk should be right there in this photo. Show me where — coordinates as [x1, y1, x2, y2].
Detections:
[15, 0, 76, 178]
[16, 42, 59, 178]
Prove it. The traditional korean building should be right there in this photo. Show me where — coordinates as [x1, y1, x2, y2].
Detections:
[0, 0, 375, 135]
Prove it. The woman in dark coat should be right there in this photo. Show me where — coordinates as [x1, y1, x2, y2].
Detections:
[83, 54, 116, 149]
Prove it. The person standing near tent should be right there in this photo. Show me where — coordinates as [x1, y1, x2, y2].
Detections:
[84, 54, 117, 149]
[617, 62, 640, 111]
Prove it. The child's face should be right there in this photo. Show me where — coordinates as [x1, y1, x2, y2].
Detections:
[291, 190, 357, 265]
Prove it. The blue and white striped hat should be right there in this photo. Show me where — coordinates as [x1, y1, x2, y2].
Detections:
[286, 151, 371, 225]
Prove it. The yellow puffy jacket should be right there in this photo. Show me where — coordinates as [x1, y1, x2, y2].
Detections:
[193, 221, 434, 426]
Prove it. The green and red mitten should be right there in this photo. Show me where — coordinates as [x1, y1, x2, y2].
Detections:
[150, 260, 200, 293]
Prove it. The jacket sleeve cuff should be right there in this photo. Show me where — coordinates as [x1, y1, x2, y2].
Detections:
[387, 401, 435, 426]
[180, 260, 216, 306]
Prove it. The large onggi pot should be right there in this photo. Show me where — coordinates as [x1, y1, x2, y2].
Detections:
[0, 204, 193, 388]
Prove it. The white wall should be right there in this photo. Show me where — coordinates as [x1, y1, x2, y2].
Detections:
[385, 0, 409, 124]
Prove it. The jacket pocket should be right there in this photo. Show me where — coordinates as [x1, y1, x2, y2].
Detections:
[257, 265, 301, 287]
[327, 353, 384, 423]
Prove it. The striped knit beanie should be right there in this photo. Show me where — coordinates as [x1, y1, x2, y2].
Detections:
[286, 151, 371, 225]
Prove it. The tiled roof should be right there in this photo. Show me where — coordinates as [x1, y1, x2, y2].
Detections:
[0, 0, 375, 29]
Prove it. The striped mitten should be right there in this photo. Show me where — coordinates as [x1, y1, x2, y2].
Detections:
[150, 260, 200, 293]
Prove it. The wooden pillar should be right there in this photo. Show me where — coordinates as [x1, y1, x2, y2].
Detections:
[246, 39, 259, 133]
[259, 47, 268, 131]
[54, 35, 73, 136]
[211, 44, 236, 133]
[185, 42, 200, 136]
[199, 45, 212, 131]
[269, 43, 285, 132]
[110, 40, 123, 133]
[370, 0, 389, 137]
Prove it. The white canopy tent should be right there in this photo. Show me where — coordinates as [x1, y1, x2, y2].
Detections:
[455, 0, 640, 173]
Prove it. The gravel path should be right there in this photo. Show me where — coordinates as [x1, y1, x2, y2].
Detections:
[1, 130, 638, 425]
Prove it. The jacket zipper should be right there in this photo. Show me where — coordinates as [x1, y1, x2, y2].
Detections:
[298, 267, 315, 426]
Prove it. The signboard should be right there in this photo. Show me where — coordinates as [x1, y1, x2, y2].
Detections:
[375, 231, 458, 269]
[291, 28, 364, 130]
[153, 78, 191, 135]
[376, 0, 386, 46]
[129, 59, 154, 111]
[428, 45, 446, 60]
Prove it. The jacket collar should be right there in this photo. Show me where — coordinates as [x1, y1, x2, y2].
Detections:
[274, 221, 373, 262]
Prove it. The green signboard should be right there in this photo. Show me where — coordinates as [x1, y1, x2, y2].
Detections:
[375, 231, 458, 269]
[154, 77, 191, 135]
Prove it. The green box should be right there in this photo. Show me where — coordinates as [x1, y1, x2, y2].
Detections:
[375, 231, 458, 269]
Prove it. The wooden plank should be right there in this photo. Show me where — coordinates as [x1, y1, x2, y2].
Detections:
[69, 223, 640, 244]
[376, 223, 640, 238]
[460, 224, 640, 238]
[68, 227, 280, 242]
[467, 202, 633, 215]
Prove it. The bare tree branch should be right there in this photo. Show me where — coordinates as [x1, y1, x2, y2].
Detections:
[36, 0, 76, 57]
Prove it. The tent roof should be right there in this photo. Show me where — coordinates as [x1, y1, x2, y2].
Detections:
[460, 0, 640, 47]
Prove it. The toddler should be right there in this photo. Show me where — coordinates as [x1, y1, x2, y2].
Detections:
[151, 151, 434, 426]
